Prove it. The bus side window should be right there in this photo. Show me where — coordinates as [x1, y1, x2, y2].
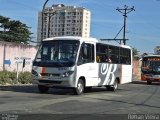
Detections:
[120, 48, 131, 65]
[96, 43, 108, 63]
[77, 43, 94, 65]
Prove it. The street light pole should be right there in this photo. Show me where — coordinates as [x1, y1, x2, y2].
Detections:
[47, 12, 56, 38]
[41, 0, 49, 43]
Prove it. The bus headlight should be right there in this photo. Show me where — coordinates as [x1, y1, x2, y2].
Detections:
[62, 71, 74, 77]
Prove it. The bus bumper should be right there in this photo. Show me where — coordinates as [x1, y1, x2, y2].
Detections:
[32, 76, 76, 88]
[141, 74, 160, 82]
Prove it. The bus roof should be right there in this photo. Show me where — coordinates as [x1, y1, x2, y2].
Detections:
[143, 55, 160, 58]
[43, 36, 131, 49]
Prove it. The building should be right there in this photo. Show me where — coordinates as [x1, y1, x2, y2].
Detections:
[154, 46, 160, 55]
[37, 4, 91, 43]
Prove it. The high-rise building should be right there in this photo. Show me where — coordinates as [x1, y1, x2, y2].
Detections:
[37, 4, 91, 43]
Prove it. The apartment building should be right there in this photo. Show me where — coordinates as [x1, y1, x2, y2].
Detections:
[37, 4, 91, 43]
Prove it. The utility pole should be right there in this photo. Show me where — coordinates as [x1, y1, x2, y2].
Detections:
[116, 5, 135, 45]
[3, 44, 6, 71]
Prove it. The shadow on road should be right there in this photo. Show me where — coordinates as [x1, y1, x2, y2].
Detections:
[0, 85, 73, 95]
[0, 85, 118, 95]
[131, 80, 160, 85]
[0, 85, 38, 93]
[2, 80, 159, 95]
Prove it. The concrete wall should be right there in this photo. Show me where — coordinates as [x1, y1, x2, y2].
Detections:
[133, 59, 142, 80]
[0, 42, 37, 72]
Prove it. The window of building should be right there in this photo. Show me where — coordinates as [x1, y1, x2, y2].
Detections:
[67, 12, 71, 15]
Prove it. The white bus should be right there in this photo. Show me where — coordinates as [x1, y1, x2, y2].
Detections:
[32, 36, 132, 95]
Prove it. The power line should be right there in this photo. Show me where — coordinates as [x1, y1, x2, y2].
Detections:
[116, 5, 135, 45]
[113, 25, 124, 44]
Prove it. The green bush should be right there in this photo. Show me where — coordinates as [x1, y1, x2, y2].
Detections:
[18, 72, 32, 84]
[0, 71, 15, 85]
[9, 71, 17, 81]
[0, 71, 32, 85]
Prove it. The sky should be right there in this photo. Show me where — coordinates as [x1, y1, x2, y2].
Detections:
[0, 0, 160, 53]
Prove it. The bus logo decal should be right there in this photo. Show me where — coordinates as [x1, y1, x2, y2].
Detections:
[99, 63, 118, 85]
[101, 63, 109, 75]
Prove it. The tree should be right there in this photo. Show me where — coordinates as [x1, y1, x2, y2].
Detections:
[0, 15, 32, 44]
[0, 16, 10, 32]
[132, 47, 139, 57]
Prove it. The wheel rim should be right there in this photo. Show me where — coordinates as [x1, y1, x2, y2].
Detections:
[114, 81, 118, 89]
[77, 81, 83, 93]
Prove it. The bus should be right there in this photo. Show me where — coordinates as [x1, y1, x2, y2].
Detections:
[141, 55, 160, 85]
[32, 36, 132, 95]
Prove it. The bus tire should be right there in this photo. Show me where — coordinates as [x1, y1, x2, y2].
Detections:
[38, 85, 49, 93]
[108, 79, 118, 91]
[74, 79, 84, 95]
[147, 81, 152, 85]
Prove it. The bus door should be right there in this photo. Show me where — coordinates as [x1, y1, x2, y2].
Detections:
[76, 43, 98, 86]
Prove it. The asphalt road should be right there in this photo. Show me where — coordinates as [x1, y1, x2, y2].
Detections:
[0, 81, 160, 120]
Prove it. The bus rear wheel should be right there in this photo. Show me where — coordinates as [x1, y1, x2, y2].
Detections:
[74, 79, 84, 95]
[107, 79, 118, 91]
[38, 85, 49, 93]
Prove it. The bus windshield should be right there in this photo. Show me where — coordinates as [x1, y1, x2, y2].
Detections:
[142, 58, 160, 74]
[33, 40, 80, 67]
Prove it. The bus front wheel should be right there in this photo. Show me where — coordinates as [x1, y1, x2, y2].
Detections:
[74, 79, 84, 95]
[38, 85, 49, 93]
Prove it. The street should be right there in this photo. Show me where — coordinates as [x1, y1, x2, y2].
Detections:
[0, 81, 160, 120]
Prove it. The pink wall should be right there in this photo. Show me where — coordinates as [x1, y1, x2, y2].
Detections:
[133, 59, 142, 80]
[0, 42, 37, 72]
